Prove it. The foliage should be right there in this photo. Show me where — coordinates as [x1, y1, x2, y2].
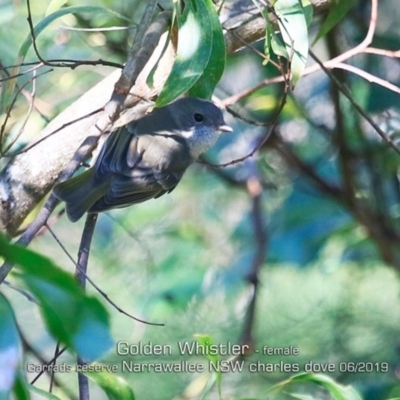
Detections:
[1, 0, 400, 399]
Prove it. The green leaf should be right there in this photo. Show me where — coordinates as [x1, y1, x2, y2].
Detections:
[275, 373, 363, 400]
[12, 374, 30, 400]
[286, 393, 314, 400]
[194, 334, 219, 365]
[188, 0, 226, 99]
[263, 22, 272, 65]
[194, 334, 221, 396]
[0, 234, 113, 361]
[270, 26, 289, 59]
[274, 0, 309, 85]
[0, 294, 20, 400]
[1, 6, 127, 114]
[83, 364, 135, 400]
[300, 0, 313, 26]
[313, 0, 358, 44]
[199, 373, 217, 400]
[156, 0, 213, 106]
[26, 382, 61, 399]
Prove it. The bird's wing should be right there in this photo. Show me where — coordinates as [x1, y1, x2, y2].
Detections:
[89, 127, 186, 211]
[90, 168, 184, 211]
[96, 126, 141, 176]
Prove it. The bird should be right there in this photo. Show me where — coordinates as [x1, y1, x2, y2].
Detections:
[53, 97, 232, 222]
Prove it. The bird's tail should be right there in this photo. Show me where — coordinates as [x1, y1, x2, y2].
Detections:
[53, 169, 107, 222]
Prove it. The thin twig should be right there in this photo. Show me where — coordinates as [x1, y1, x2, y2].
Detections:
[49, 342, 61, 393]
[309, 50, 400, 156]
[203, 79, 289, 168]
[223, 0, 378, 106]
[46, 224, 164, 326]
[2, 281, 38, 304]
[2, 107, 103, 157]
[364, 47, 400, 58]
[0, 0, 170, 282]
[225, 106, 273, 127]
[19, 331, 77, 399]
[0, 70, 52, 155]
[75, 214, 97, 400]
[334, 62, 400, 95]
[30, 347, 67, 384]
[0, 62, 46, 83]
[239, 157, 268, 350]
[26, 0, 123, 70]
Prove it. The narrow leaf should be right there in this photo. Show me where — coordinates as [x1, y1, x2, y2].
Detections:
[270, 27, 289, 59]
[279, 373, 363, 400]
[194, 334, 221, 395]
[263, 22, 272, 65]
[189, 0, 226, 99]
[194, 334, 219, 365]
[26, 383, 61, 399]
[83, 365, 135, 400]
[199, 373, 217, 400]
[300, 0, 313, 26]
[274, 0, 309, 85]
[12, 374, 30, 400]
[313, 0, 358, 44]
[286, 393, 314, 400]
[156, 0, 213, 106]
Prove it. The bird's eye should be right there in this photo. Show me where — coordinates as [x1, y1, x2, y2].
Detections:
[194, 113, 204, 122]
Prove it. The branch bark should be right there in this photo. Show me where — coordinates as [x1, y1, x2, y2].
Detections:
[0, 0, 333, 236]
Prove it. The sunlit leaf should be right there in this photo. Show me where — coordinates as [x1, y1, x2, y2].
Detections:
[189, 0, 226, 99]
[156, 0, 213, 106]
[26, 382, 61, 399]
[0, 234, 113, 361]
[194, 334, 221, 395]
[274, 0, 309, 85]
[274, 373, 363, 400]
[286, 393, 314, 400]
[270, 27, 289, 59]
[199, 373, 217, 400]
[83, 365, 135, 400]
[194, 334, 219, 365]
[263, 22, 272, 65]
[300, 0, 313, 26]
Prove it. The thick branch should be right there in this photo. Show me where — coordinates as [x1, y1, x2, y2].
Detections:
[0, 0, 333, 236]
[221, 0, 332, 53]
[0, 11, 172, 236]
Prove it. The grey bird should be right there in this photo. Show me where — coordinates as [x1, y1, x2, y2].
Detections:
[53, 97, 232, 222]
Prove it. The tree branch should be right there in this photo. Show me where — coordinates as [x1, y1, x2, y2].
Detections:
[0, 11, 172, 236]
[0, 0, 333, 237]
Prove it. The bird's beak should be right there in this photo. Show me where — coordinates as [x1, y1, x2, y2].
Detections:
[218, 124, 233, 133]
